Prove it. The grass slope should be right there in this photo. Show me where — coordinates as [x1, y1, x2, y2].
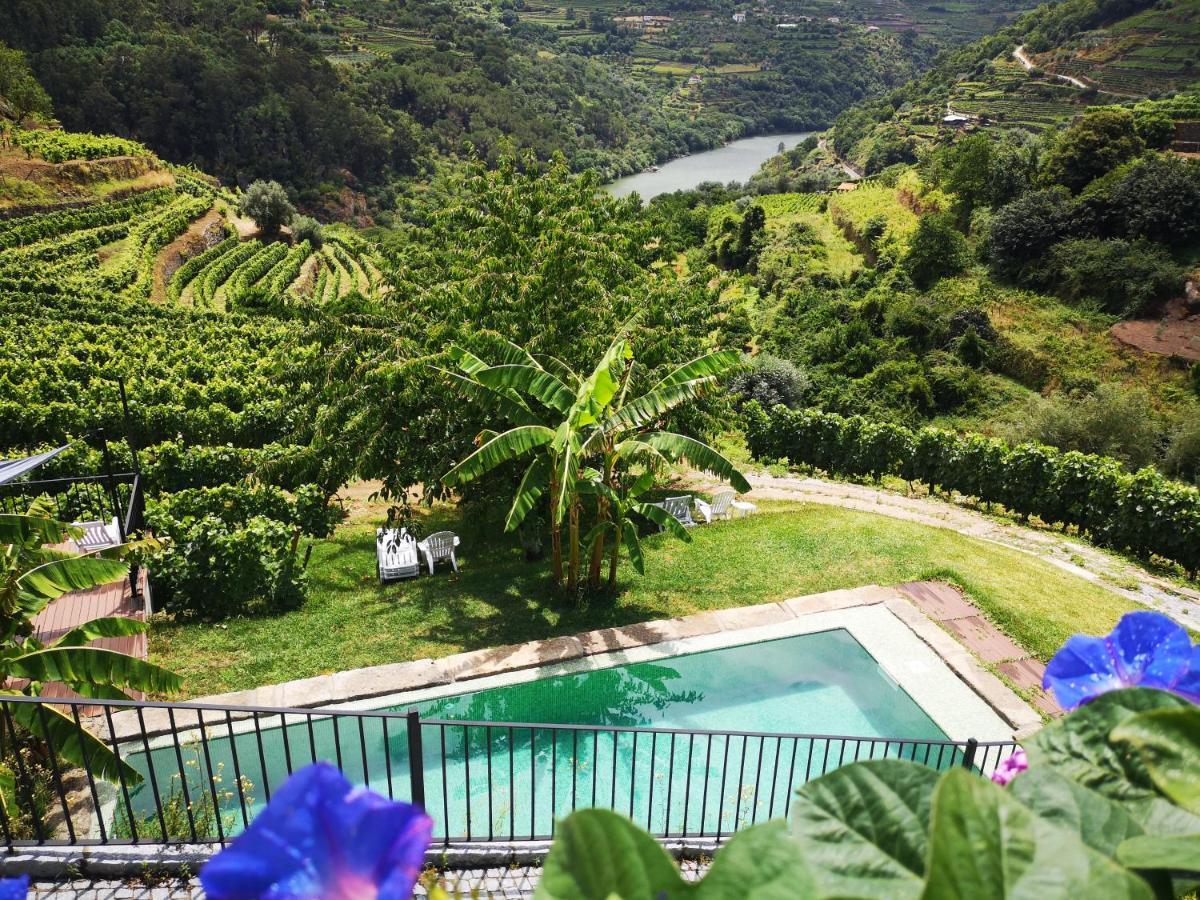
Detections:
[150, 499, 1134, 698]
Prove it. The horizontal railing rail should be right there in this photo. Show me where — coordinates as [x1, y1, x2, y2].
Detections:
[0, 471, 137, 527]
[0, 694, 1019, 851]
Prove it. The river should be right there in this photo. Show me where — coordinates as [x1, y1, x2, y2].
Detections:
[605, 132, 813, 201]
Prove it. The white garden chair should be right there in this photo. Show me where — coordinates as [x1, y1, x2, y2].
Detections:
[732, 497, 758, 517]
[657, 495, 697, 532]
[418, 531, 461, 574]
[694, 490, 735, 524]
[72, 517, 121, 553]
[376, 527, 421, 582]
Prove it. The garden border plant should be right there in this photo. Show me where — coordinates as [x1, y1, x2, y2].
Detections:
[743, 402, 1200, 577]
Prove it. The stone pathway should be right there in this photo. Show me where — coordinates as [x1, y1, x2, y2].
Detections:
[686, 472, 1200, 630]
[896, 582, 1061, 718]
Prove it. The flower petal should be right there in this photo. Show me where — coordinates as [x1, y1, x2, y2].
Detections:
[1044, 634, 1126, 710]
[1106, 611, 1192, 690]
[201, 763, 431, 900]
[1171, 646, 1200, 705]
[0, 876, 29, 900]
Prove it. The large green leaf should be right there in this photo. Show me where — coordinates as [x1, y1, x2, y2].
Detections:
[789, 760, 938, 900]
[18, 555, 130, 613]
[570, 337, 630, 427]
[1110, 708, 1200, 815]
[1026, 689, 1200, 836]
[1009, 768, 1146, 861]
[506, 456, 551, 532]
[693, 820, 818, 899]
[621, 520, 644, 575]
[534, 809, 688, 900]
[601, 379, 722, 435]
[922, 769, 1155, 900]
[475, 365, 574, 414]
[8, 646, 182, 695]
[652, 350, 744, 392]
[614, 438, 670, 469]
[441, 425, 555, 487]
[639, 432, 752, 493]
[0, 512, 76, 547]
[4, 697, 143, 786]
[430, 366, 541, 426]
[0, 762, 13, 817]
[633, 502, 693, 543]
[51, 616, 149, 648]
[1117, 835, 1200, 874]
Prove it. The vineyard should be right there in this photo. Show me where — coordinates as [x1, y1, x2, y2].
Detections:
[0, 130, 385, 309]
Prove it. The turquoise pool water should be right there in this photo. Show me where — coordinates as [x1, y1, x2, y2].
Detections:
[116, 629, 950, 841]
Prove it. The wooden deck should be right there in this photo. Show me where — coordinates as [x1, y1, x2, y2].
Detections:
[28, 567, 149, 701]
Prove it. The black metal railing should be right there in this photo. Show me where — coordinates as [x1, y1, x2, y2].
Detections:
[0, 695, 1019, 851]
[0, 472, 140, 537]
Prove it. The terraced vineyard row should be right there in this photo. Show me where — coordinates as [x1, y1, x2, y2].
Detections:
[167, 229, 383, 311]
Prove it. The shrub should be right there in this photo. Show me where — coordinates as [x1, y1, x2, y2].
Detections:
[1163, 420, 1200, 485]
[291, 215, 324, 248]
[1045, 238, 1181, 316]
[902, 213, 970, 288]
[742, 402, 1200, 575]
[1041, 107, 1144, 193]
[987, 189, 1073, 278]
[728, 354, 811, 410]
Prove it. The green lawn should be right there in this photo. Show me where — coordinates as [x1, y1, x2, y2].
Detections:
[150, 500, 1137, 698]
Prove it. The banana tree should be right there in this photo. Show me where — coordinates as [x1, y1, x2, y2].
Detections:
[441, 336, 750, 594]
[2, 501, 181, 786]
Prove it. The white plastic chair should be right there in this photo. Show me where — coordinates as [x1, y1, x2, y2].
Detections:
[376, 527, 420, 582]
[658, 495, 697, 532]
[694, 490, 735, 524]
[73, 517, 121, 553]
[418, 531, 461, 574]
[732, 497, 758, 517]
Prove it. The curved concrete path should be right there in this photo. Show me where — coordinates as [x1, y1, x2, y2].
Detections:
[687, 471, 1200, 630]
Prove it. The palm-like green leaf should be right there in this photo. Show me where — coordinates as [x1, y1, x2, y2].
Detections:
[639, 432, 752, 492]
[430, 367, 541, 426]
[652, 350, 744, 391]
[621, 520, 645, 574]
[633, 502, 693, 542]
[0, 512, 78, 547]
[3, 696, 142, 785]
[475, 365, 574, 414]
[8, 646, 182, 695]
[0, 761, 13, 816]
[52, 616, 149, 648]
[614, 439, 670, 470]
[553, 437, 581, 524]
[442, 425, 555, 487]
[583, 520, 617, 554]
[541, 355, 580, 388]
[599, 377, 722, 435]
[18, 556, 130, 615]
[570, 337, 630, 426]
[506, 456, 551, 532]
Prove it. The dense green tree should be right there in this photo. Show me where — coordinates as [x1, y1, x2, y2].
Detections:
[240, 180, 295, 236]
[1041, 108, 1144, 193]
[1046, 238, 1180, 317]
[0, 42, 51, 121]
[290, 215, 324, 249]
[987, 188, 1074, 277]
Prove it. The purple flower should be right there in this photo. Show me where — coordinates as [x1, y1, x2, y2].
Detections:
[0, 877, 28, 900]
[1043, 611, 1199, 710]
[201, 763, 431, 900]
[990, 748, 1028, 786]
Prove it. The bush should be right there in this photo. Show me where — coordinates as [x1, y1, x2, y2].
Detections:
[239, 180, 295, 235]
[1044, 238, 1181, 316]
[1163, 420, 1200, 485]
[987, 189, 1073, 278]
[291, 215, 324, 248]
[743, 402, 1200, 575]
[902, 213, 970, 288]
[1041, 107, 1144, 193]
[728, 354, 811, 410]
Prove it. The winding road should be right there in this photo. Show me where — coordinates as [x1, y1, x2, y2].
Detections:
[1013, 45, 1090, 90]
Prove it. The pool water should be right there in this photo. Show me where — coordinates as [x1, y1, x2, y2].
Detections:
[116, 629, 950, 841]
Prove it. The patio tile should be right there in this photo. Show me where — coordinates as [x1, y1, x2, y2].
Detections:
[896, 581, 976, 621]
[332, 658, 449, 701]
[440, 636, 586, 683]
[781, 584, 895, 616]
[997, 658, 1063, 717]
[575, 622, 673, 655]
[647, 610, 725, 641]
[713, 601, 794, 631]
[942, 616, 1026, 663]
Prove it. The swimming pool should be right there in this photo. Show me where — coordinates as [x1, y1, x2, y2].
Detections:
[112, 628, 963, 842]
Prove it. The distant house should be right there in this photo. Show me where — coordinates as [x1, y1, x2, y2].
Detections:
[827, 16, 840, 23]
[942, 113, 971, 127]
[777, 22, 798, 28]
[836, 182, 858, 192]
[688, 73, 703, 85]
[732, 11, 747, 22]
[865, 24, 880, 32]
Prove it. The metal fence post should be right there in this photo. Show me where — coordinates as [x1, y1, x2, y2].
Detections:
[407, 709, 426, 810]
[961, 738, 978, 772]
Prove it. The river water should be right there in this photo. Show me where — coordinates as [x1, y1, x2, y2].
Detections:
[605, 132, 813, 201]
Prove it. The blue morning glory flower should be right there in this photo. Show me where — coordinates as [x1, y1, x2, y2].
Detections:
[200, 763, 431, 900]
[0, 876, 28, 900]
[1043, 611, 1197, 710]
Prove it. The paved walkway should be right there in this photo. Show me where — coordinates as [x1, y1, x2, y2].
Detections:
[687, 471, 1200, 631]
